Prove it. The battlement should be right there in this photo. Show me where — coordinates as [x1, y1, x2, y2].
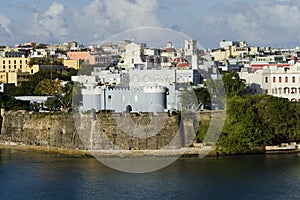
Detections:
[82, 86, 166, 93]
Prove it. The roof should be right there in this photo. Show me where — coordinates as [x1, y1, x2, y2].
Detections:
[163, 48, 176, 52]
[177, 63, 189, 68]
[15, 96, 56, 103]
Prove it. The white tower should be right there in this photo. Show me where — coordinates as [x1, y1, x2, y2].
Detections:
[166, 41, 173, 48]
[185, 40, 198, 69]
[185, 40, 197, 56]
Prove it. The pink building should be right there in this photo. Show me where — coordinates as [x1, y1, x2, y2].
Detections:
[67, 51, 95, 65]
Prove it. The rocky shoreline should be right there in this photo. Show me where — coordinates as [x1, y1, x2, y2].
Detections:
[0, 142, 218, 158]
[1, 142, 300, 158]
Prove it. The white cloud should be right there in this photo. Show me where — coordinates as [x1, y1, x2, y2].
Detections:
[45, 2, 64, 17]
[217, 0, 300, 46]
[72, 0, 162, 43]
[4, 0, 300, 48]
[28, 2, 68, 42]
[175, 0, 300, 48]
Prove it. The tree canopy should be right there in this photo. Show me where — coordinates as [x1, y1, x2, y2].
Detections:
[2, 70, 77, 112]
[222, 71, 245, 98]
[218, 95, 300, 153]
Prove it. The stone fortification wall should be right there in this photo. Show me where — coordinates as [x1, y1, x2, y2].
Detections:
[0, 111, 83, 149]
[1, 111, 209, 150]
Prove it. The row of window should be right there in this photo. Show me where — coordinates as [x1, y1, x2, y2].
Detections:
[2, 60, 28, 64]
[271, 87, 300, 95]
[265, 76, 298, 83]
[1, 65, 23, 70]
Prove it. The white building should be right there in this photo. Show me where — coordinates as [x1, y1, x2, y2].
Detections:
[81, 86, 167, 113]
[128, 68, 196, 87]
[184, 40, 197, 56]
[240, 62, 300, 102]
[124, 42, 146, 68]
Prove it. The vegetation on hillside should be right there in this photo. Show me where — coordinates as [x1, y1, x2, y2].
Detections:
[218, 95, 300, 153]
[28, 57, 63, 66]
[196, 71, 300, 154]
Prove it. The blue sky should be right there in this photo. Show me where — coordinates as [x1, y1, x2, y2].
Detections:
[0, 0, 299, 48]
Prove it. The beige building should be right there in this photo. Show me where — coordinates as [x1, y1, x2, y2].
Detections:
[0, 57, 31, 85]
[213, 46, 251, 61]
[0, 57, 30, 73]
[63, 59, 80, 69]
[213, 40, 259, 62]
[0, 71, 30, 86]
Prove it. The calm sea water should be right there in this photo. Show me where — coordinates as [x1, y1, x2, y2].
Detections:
[0, 148, 299, 200]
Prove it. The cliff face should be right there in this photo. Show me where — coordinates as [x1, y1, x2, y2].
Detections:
[0, 111, 209, 150]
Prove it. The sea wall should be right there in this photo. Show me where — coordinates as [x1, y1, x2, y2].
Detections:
[0, 111, 83, 149]
[0, 110, 211, 150]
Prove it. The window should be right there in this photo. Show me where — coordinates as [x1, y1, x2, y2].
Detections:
[265, 77, 268, 83]
[2, 60, 5, 64]
[108, 95, 112, 102]
[279, 77, 282, 83]
[134, 95, 138, 102]
[273, 77, 276, 83]
[284, 87, 290, 94]
[292, 76, 295, 83]
[14, 60, 16, 64]
[131, 58, 134, 64]
[285, 77, 288, 83]
[20, 60, 22, 64]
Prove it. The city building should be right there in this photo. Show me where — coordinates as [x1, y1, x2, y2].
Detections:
[240, 61, 300, 102]
[81, 86, 166, 113]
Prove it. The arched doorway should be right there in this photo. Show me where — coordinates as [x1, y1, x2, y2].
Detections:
[126, 105, 132, 113]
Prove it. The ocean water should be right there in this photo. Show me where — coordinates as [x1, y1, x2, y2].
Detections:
[0, 148, 299, 200]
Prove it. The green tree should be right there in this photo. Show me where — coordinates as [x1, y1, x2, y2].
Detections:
[35, 79, 73, 112]
[222, 71, 245, 98]
[217, 94, 300, 154]
[194, 87, 211, 109]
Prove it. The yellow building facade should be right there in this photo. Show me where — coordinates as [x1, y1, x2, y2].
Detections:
[0, 57, 31, 85]
[62, 59, 80, 69]
[0, 57, 30, 73]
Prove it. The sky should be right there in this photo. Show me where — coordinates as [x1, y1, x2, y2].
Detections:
[0, 0, 299, 48]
